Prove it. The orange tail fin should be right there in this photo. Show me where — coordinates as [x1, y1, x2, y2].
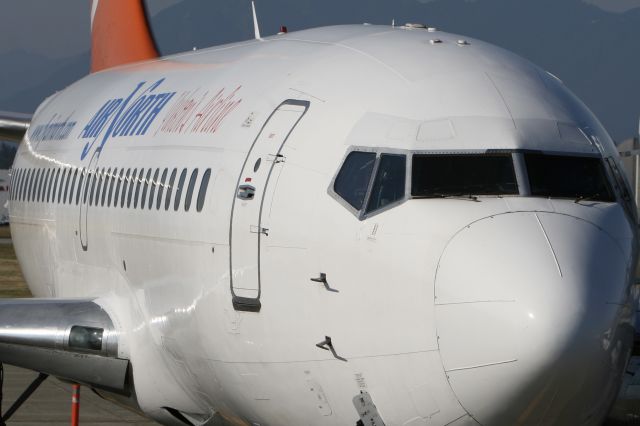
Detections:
[90, 0, 159, 73]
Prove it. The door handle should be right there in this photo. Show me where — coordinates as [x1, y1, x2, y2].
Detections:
[316, 336, 347, 362]
[237, 184, 255, 200]
[310, 273, 339, 293]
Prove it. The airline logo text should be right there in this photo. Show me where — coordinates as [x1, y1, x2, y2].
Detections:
[79, 79, 176, 160]
[31, 115, 77, 142]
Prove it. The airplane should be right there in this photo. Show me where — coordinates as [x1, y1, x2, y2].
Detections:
[0, 0, 638, 425]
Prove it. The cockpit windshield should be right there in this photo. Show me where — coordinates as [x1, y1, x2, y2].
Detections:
[411, 154, 518, 197]
[524, 153, 615, 202]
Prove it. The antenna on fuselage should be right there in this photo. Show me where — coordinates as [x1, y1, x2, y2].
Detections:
[252, 1, 262, 40]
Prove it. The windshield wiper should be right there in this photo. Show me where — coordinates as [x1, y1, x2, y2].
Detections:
[414, 193, 480, 202]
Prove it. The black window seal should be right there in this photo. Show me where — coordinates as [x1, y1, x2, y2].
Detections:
[174, 168, 188, 211]
[134, 168, 144, 209]
[196, 169, 212, 212]
[141, 168, 152, 210]
[184, 169, 198, 212]
[127, 168, 138, 208]
[149, 168, 159, 210]
[165, 168, 177, 211]
[157, 168, 168, 210]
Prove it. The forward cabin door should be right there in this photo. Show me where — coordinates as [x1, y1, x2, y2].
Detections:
[230, 100, 310, 311]
[79, 149, 100, 251]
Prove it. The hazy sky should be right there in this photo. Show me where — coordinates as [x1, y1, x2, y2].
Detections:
[1, 0, 640, 58]
[0, 0, 89, 57]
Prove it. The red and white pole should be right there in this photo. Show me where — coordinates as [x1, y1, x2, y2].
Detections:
[70, 384, 80, 426]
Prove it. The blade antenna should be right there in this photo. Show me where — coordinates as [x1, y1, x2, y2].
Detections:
[252, 1, 262, 40]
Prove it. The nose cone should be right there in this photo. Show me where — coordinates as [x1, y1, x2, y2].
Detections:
[434, 212, 635, 425]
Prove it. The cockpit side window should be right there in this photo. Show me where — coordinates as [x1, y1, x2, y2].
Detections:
[334, 151, 376, 210]
[412, 154, 518, 197]
[366, 154, 406, 213]
[525, 154, 615, 202]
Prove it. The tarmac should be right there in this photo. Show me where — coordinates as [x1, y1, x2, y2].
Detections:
[1, 365, 157, 425]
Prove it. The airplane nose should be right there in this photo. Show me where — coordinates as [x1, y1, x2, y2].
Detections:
[434, 211, 634, 425]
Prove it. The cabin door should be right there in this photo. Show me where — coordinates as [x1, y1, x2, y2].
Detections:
[79, 149, 100, 251]
[230, 99, 310, 311]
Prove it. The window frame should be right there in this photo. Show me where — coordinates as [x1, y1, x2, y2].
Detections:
[411, 151, 521, 199]
[328, 147, 411, 220]
[329, 147, 619, 221]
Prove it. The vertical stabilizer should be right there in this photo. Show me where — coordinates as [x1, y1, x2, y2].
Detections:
[90, 0, 159, 73]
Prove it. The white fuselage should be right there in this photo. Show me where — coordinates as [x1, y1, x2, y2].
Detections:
[7, 25, 638, 425]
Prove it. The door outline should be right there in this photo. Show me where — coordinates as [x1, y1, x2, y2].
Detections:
[229, 99, 310, 312]
[79, 148, 101, 251]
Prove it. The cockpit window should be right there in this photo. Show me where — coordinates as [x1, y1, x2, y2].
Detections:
[334, 151, 376, 210]
[411, 154, 518, 197]
[366, 154, 406, 213]
[525, 154, 615, 202]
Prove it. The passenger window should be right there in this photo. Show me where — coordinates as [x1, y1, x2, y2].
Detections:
[93, 169, 103, 206]
[121, 168, 132, 208]
[44, 169, 51, 201]
[46, 169, 53, 202]
[366, 154, 406, 213]
[34, 169, 41, 202]
[15, 169, 21, 201]
[134, 168, 144, 209]
[108, 168, 118, 207]
[76, 168, 87, 205]
[32, 169, 40, 202]
[148, 169, 159, 210]
[127, 168, 138, 208]
[115, 169, 125, 207]
[196, 169, 212, 212]
[37, 169, 44, 202]
[83, 170, 92, 205]
[27, 169, 34, 202]
[174, 168, 188, 211]
[334, 151, 376, 210]
[140, 169, 151, 209]
[184, 169, 198, 211]
[89, 170, 98, 206]
[101, 168, 110, 206]
[59, 169, 67, 203]
[12, 169, 18, 201]
[67, 169, 78, 204]
[51, 169, 60, 203]
[25, 169, 32, 202]
[157, 168, 168, 210]
[32, 169, 41, 202]
[43, 169, 51, 202]
[18, 169, 24, 201]
[165, 168, 177, 211]
[20, 169, 27, 201]
[12, 169, 19, 201]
